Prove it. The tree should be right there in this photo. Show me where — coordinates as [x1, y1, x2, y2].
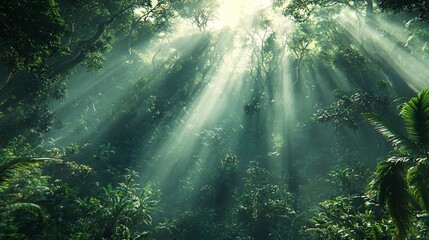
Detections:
[0, 137, 50, 239]
[378, 0, 429, 21]
[306, 195, 394, 239]
[364, 88, 429, 239]
[273, 0, 374, 22]
[287, 23, 314, 87]
[234, 161, 297, 239]
[0, 0, 177, 145]
[0, 0, 66, 77]
[82, 170, 159, 239]
[245, 13, 286, 105]
[174, 0, 219, 33]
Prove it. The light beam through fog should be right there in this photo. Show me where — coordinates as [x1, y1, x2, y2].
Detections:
[44, 0, 429, 216]
[144, 35, 251, 182]
[7, 0, 429, 239]
[213, 0, 272, 29]
[337, 12, 429, 93]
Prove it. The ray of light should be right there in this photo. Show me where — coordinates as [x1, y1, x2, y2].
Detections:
[336, 12, 429, 94]
[45, 21, 208, 148]
[42, 1, 425, 210]
[141, 32, 252, 182]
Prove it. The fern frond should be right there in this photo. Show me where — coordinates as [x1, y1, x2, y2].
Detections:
[407, 161, 429, 212]
[0, 157, 48, 190]
[400, 88, 429, 147]
[4, 202, 45, 223]
[375, 158, 413, 240]
[5, 202, 42, 215]
[363, 113, 418, 154]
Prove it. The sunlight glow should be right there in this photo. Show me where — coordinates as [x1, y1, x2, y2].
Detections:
[337, 12, 429, 93]
[211, 0, 272, 29]
[42, 1, 429, 222]
[142, 33, 251, 181]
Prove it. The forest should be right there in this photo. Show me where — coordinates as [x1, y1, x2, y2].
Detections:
[1, 0, 429, 239]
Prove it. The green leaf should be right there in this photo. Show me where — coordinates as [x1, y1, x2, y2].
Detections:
[0, 157, 48, 190]
[5, 202, 45, 223]
[400, 88, 429, 146]
[407, 161, 429, 211]
[375, 158, 413, 239]
[363, 113, 418, 154]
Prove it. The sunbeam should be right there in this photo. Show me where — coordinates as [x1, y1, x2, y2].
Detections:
[337, 12, 429, 93]
[142, 31, 251, 183]
[5, 1, 429, 239]
[211, 0, 272, 29]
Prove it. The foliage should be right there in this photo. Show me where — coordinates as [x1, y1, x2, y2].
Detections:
[0, 0, 66, 72]
[305, 195, 394, 239]
[287, 23, 315, 74]
[0, 0, 178, 145]
[0, 157, 45, 191]
[174, 0, 219, 32]
[72, 170, 160, 239]
[234, 161, 297, 239]
[328, 163, 370, 195]
[0, 137, 48, 239]
[315, 89, 388, 129]
[1, 1, 429, 240]
[149, 153, 237, 239]
[0, 137, 161, 240]
[0, 136, 42, 190]
[364, 88, 429, 239]
[378, 0, 429, 21]
[274, 0, 371, 22]
[161, 160, 298, 240]
[0, 203, 46, 240]
[165, 208, 220, 239]
[6, 163, 159, 239]
[405, 18, 429, 58]
[374, 158, 413, 239]
[244, 12, 287, 109]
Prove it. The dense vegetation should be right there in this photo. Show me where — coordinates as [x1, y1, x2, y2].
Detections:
[1, 0, 429, 239]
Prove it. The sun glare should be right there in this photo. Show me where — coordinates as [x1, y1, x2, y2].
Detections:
[211, 0, 272, 29]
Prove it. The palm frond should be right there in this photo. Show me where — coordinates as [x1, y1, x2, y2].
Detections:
[400, 88, 429, 147]
[363, 113, 418, 153]
[4, 202, 45, 223]
[407, 161, 429, 211]
[375, 158, 413, 240]
[0, 157, 49, 190]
